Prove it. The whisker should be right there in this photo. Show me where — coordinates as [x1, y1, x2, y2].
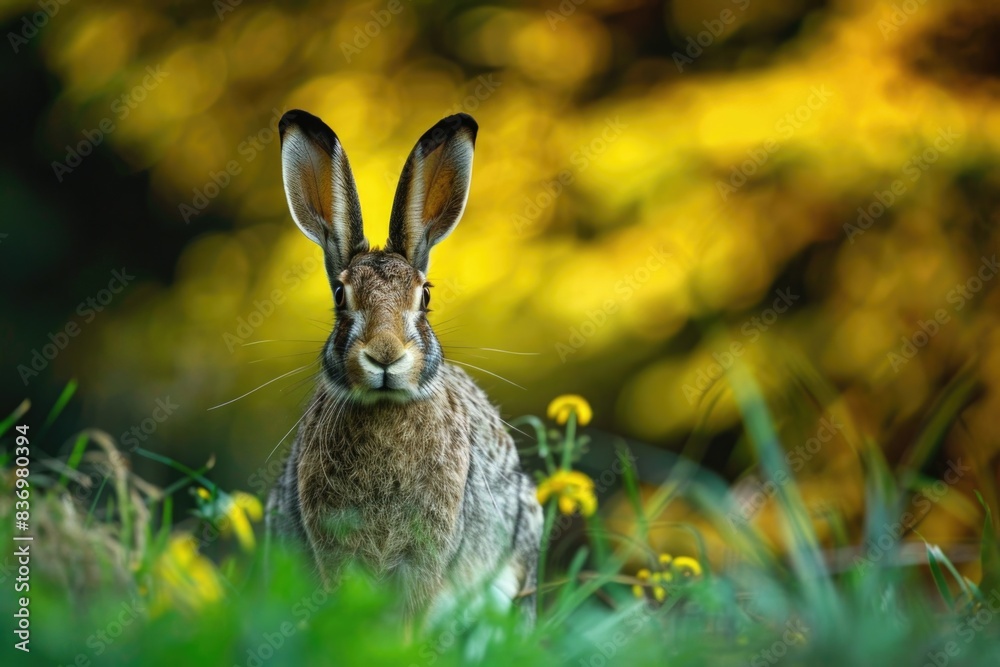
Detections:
[264, 393, 323, 463]
[499, 417, 533, 440]
[248, 351, 321, 364]
[441, 346, 542, 357]
[304, 319, 333, 333]
[428, 314, 465, 325]
[242, 339, 327, 346]
[433, 327, 468, 339]
[319, 391, 354, 486]
[208, 365, 311, 411]
[441, 350, 490, 361]
[446, 359, 526, 391]
[281, 368, 324, 395]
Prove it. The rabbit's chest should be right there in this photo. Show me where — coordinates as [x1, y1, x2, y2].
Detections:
[298, 424, 470, 573]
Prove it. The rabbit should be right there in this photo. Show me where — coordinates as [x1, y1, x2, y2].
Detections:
[265, 109, 542, 627]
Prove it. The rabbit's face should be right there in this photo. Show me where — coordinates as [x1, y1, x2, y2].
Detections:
[323, 251, 441, 402]
[279, 109, 476, 404]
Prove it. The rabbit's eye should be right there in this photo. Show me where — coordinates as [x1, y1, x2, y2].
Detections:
[421, 285, 431, 309]
[333, 282, 346, 308]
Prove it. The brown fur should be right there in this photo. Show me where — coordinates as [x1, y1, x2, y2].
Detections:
[266, 110, 542, 626]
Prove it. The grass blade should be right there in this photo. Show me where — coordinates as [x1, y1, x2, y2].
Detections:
[976, 491, 1000, 595]
[42, 379, 78, 433]
[133, 447, 217, 491]
[554, 547, 590, 610]
[0, 399, 30, 438]
[57, 432, 89, 489]
[728, 363, 837, 612]
[926, 544, 956, 608]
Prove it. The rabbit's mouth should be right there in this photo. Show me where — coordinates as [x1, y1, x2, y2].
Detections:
[351, 385, 418, 405]
[350, 341, 423, 394]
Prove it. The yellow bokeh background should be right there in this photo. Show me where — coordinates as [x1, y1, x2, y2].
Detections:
[11, 0, 1000, 564]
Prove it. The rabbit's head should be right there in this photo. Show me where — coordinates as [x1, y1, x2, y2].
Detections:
[279, 109, 477, 402]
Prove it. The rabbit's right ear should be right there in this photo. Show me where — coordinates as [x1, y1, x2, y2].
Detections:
[279, 110, 368, 274]
[386, 114, 477, 273]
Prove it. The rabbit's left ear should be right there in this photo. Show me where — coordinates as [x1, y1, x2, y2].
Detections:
[279, 109, 368, 276]
[387, 113, 477, 272]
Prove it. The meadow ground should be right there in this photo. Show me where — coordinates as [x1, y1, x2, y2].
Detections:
[2, 375, 1000, 667]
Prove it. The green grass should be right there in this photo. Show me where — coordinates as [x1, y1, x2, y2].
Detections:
[3, 371, 1000, 666]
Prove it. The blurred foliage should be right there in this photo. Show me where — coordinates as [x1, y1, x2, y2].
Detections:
[3, 383, 1000, 666]
[3, 0, 1000, 577]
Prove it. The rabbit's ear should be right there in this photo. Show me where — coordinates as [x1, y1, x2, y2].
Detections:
[279, 109, 368, 274]
[387, 113, 477, 272]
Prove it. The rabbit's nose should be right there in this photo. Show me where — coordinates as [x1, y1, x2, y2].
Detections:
[361, 335, 407, 371]
[362, 350, 405, 370]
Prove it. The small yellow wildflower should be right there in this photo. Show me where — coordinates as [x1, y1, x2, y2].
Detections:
[632, 552, 702, 603]
[671, 556, 704, 580]
[632, 566, 668, 602]
[150, 534, 224, 616]
[536, 470, 597, 517]
[547, 395, 593, 426]
[631, 567, 651, 598]
[229, 491, 264, 550]
[196, 488, 264, 551]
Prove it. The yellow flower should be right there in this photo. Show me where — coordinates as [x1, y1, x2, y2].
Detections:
[150, 534, 224, 616]
[229, 491, 264, 550]
[197, 488, 264, 551]
[671, 556, 704, 579]
[632, 552, 691, 602]
[536, 470, 597, 517]
[631, 566, 668, 601]
[547, 395, 593, 426]
[631, 567, 651, 598]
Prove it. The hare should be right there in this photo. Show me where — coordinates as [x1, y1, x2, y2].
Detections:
[265, 109, 542, 626]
